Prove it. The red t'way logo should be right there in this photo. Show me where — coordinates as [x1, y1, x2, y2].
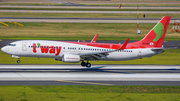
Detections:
[32, 43, 62, 56]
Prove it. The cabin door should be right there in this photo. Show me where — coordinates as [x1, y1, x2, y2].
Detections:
[22, 42, 27, 51]
[138, 49, 142, 57]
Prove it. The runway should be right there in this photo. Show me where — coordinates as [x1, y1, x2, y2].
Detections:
[0, 65, 180, 85]
[0, 17, 179, 23]
[1, 40, 180, 49]
[1, 5, 180, 9]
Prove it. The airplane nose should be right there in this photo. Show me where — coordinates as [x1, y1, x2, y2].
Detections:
[1, 46, 7, 53]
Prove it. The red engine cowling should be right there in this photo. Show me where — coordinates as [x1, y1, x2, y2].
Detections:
[62, 54, 80, 63]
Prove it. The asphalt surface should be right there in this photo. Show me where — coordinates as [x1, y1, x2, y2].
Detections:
[2, 17, 180, 20]
[1, 10, 180, 14]
[64, 1, 180, 4]
[1, 40, 179, 49]
[1, 5, 180, 9]
[0, 17, 178, 23]
[1, 0, 180, 4]
[0, 65, 179, 85]
[0, 81, 180, 85]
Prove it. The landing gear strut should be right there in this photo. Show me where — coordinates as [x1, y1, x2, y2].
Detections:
[17, 59, 20, 63]
[81, 60, 91, 68]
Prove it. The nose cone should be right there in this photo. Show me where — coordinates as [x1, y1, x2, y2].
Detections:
[1, 46, 7, 53]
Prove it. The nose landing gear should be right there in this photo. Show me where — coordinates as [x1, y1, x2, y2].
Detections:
[81, 60, 91, 68]
[17, 59, 20, 63]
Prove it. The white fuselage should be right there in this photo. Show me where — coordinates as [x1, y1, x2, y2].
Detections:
[1, 40, 163, 62]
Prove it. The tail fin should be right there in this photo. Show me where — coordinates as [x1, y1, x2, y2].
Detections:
[137, 16, 171, 48]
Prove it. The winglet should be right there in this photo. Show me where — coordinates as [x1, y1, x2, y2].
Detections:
[91, 34, 98, 43]
[118, 38, 129, 50]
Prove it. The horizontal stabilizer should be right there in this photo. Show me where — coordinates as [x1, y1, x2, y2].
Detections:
[151, 48, 164, 51]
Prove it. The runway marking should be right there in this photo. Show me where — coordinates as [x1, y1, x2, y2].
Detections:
[56, 80, 113, 85]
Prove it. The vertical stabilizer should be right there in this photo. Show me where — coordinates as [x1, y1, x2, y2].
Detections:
[134, 16, 171, 48]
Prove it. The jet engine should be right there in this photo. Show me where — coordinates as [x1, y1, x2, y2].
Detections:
[62, 54, 80, 63]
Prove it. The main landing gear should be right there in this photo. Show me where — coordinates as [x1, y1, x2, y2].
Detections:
[81, 60, 91, 68]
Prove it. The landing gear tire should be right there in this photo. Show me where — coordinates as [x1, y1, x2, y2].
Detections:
[17, 60, 20, 64]
[81, 61, 86, 67]
[86, 63, 91, 68]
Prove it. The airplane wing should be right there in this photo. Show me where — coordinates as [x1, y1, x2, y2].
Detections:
[91, 34, 98, 43]
[118, 38, 129, 50]
[80, 38, 129, 60]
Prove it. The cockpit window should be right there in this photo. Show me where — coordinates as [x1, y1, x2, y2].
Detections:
[8, 44, 16, 46]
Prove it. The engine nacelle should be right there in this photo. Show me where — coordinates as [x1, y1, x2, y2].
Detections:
[62, 54, 80, 63]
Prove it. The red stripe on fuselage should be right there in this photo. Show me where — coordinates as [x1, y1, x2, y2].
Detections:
[60, 41, 154, 49]
[61, 41, 121, 49]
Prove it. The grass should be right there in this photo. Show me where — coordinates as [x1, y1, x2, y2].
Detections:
[1, 7, 180, 11]
[0, 22, 179, 41]
[1, 12, 180, 18]
[0, 3, 65, 6]
[0, 49, 180, 65]
[0, 86, 179, 101]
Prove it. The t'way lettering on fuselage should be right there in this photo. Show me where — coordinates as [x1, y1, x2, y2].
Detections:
[32, 43, 62, 56]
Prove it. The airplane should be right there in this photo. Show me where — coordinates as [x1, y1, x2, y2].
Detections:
[1, 16, 171, 68]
